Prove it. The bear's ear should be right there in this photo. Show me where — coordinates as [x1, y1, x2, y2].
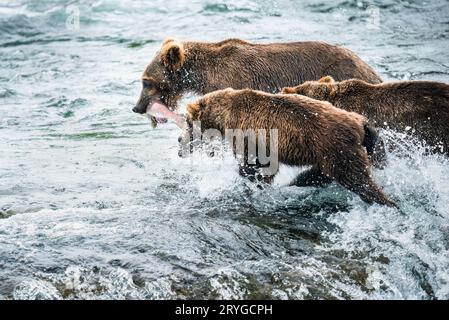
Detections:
[187, 102, 202, 119]
[318, 76, 335, 83]
[281, 87, 296, 94]
[160, 38, 186, 71]
[162, 37, 175, 46]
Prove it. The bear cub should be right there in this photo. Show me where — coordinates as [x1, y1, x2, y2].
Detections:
[181, 88, 395, 207]
[282, 76, 449, 154]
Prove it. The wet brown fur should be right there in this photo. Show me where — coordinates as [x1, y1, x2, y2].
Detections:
[134, 38, 382, 115]
[282, 77, 449, 154]
[185, 88, 395, 207]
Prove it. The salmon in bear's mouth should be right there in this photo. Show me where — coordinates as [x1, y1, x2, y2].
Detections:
[146, 101, 169, 124]
[146, 100, 185, 128]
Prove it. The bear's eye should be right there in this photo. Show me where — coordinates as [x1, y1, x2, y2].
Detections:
[142, 79, 153, 89]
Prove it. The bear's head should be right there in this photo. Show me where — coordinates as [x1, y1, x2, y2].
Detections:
[281, 76, 335, 100]
[185, 88, 235, 128]
[133, 38, 188, 125]
[178, 89, 236, 157]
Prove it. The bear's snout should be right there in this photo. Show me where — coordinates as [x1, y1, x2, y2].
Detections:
[132, 103, 147, 114]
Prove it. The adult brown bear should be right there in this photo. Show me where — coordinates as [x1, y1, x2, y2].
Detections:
[133, 38, 382, 126]
[282, 76, 449, 155]
[180, 88, 395, 207]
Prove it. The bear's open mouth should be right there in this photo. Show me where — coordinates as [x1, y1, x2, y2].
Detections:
[146, 100, 170, 124]
[146, 100, 185, 128]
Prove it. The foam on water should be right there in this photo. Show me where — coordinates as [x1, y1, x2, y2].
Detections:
[1, 0, 449, 299]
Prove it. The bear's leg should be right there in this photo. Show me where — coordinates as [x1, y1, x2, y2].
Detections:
[363, 124, 387, 169]
[350, 177, 396, 207]
[235, 136, 276, 187]
[329, 156, 396, 207]
[238, 164, 275, 187]
[238, 164, 257, 182]
[289, 166, 333, 187]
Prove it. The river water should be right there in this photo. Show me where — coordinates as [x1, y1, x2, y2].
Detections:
[1, 0, 449, 299]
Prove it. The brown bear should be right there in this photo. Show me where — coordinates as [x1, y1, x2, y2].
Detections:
[282, 76, 449, 154]
[133, 38, 382, 126]
[180, 88, 395, 207]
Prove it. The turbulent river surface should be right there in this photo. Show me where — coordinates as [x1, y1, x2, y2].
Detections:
[1, 0, 449, 300]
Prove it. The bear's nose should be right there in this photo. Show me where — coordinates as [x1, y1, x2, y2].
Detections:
[132, 106, 138, 113]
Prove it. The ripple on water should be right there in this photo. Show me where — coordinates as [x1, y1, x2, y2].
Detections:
[42, 96, 89, 109]
[0, 87, 17, 98]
